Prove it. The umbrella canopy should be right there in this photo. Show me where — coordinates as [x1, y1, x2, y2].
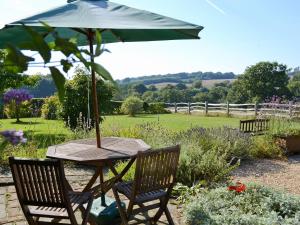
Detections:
[0, 0, 203, 148]
[0, 0, 203, 48]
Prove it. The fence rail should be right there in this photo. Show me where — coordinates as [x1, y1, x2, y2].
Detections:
[165, 101, 300, 118]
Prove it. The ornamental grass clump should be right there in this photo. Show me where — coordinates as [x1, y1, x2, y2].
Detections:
[184, 183, 300, 225]
[3, 89, 32, 122]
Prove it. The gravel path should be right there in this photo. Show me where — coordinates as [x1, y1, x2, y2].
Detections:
[231, 155, 300, 195]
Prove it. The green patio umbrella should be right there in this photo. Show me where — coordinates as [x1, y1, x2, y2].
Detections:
[0, 0, 203, 148]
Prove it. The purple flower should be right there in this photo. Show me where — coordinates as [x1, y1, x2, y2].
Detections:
[0, 129, 27, 145]
[3, 89, 32, 105]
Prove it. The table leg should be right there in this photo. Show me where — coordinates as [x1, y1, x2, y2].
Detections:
[99, 167, 107, 207]
[83, 167, 103, 192]
[82, 158, 136, 206]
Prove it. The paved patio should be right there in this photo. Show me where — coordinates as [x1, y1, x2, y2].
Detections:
[0, 166, 183, 225]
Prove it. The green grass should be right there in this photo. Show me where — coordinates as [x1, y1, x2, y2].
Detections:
[102, 114, 240, 131]
[0, 114, 240, 138]
[0, 117, 69, 135]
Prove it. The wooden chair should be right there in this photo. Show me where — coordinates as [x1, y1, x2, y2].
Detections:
[112, 145, 180, 225]
[9, 157, 94, 225]
[239, 118, 270, 134]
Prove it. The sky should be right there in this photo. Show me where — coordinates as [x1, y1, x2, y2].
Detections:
[1, 0, 300, 80]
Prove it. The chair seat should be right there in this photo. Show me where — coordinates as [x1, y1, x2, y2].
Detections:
[28, 191, 92, 218]
[115, 182, 166, 204]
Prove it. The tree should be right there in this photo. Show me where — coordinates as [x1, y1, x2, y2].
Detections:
[207, 86, 228, 103]
[288, 72, 300, 98]
[62, 67, 115, 129]
[228, 62, 290, 103]
[121, 96, 143, 116]
[3, 89, 32, 122]
[131, 83, 148, 95]
[176, 82, 187, 90]
[226, 80, 250, 103]
[148, 85, 157, 91]
[193, 80, 202, 89]
[161, 88, 183, 103]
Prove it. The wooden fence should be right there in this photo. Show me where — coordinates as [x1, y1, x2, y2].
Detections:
[165, 102, 300, 118]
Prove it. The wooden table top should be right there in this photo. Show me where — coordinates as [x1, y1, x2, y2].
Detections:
[47, 137, 151, 163]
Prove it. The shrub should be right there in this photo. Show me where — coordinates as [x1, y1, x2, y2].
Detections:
[147, 102, 171, 114]
[107, 124, 250, 186]
[251, 135, 284, 159]
[41, 95, 62, 120]
[31, 98, 45, 117]
[184, 183, 300, 225]
[109, 101, 123, 114]
[121, 96, 143, 116]
[4, 100, 33, 119]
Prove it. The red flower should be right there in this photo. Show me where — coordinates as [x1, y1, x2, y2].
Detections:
[228, 182, 246, 193]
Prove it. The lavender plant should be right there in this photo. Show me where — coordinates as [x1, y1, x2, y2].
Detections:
[0, 129, 27, 145]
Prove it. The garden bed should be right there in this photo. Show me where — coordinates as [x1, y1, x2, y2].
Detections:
[184, 183, 300, 225]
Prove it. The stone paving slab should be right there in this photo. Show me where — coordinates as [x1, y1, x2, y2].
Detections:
[0, 166, 183, 225]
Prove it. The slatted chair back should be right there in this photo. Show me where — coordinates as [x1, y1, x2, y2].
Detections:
[133, 145, 180, 195]
[240, 118, 269, 133]
[9, 157, 68, 208]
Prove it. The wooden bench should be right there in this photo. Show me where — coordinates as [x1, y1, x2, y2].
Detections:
[239, 118, 270, 134]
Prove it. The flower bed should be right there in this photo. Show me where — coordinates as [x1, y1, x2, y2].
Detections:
[184, 183, 300, 225]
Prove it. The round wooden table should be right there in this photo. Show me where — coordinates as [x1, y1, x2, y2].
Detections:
[47, 137, 151, 206]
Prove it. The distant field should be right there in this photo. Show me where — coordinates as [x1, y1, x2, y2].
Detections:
[201, 79, 235, 88]
[146, 79, 236, 89]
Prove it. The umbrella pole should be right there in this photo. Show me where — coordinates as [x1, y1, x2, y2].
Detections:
[88, 29, 101, 148]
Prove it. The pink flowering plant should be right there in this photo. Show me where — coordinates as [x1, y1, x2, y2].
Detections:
[3, 89, 32, 122]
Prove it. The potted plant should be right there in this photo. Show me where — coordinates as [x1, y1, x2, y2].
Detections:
[273, 128, 300, 154]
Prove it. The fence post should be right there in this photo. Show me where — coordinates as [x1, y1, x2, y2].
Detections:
[289, 101, 293, 118]
[205, 101, 208, 115]
[188, 102, 191, 114]
[226, 101, 230, 117]
[254, 102, 258, 117]
[174, 102, 177, 113]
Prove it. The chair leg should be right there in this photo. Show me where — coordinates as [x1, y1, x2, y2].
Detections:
[164, 207, 175, 225]
[152, 196, 170, 224]
[112, 186, 129, 225]
[81, 195, 94, 225]
[152, 202, 164, 224]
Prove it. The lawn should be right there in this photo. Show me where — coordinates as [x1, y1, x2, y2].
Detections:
[0, 114, 241, 135]
[102, 114, 240, 131]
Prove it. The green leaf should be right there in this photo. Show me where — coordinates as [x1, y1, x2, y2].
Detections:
[54, 37, 80, 57]
[49, 67, 66, 102]
[80, 49, 92, 56]
[60, 59, 73, 73]
[4, 44, 34, 73]
[22, 25, 51, 63]
[95, 29, 102, 57]
[90, 62, 114, 83]
[39, 21, 55, 33]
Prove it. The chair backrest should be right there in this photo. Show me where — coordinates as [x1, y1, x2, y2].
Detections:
[133, 145, 180, 194]
[9, 157, 68, 208]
